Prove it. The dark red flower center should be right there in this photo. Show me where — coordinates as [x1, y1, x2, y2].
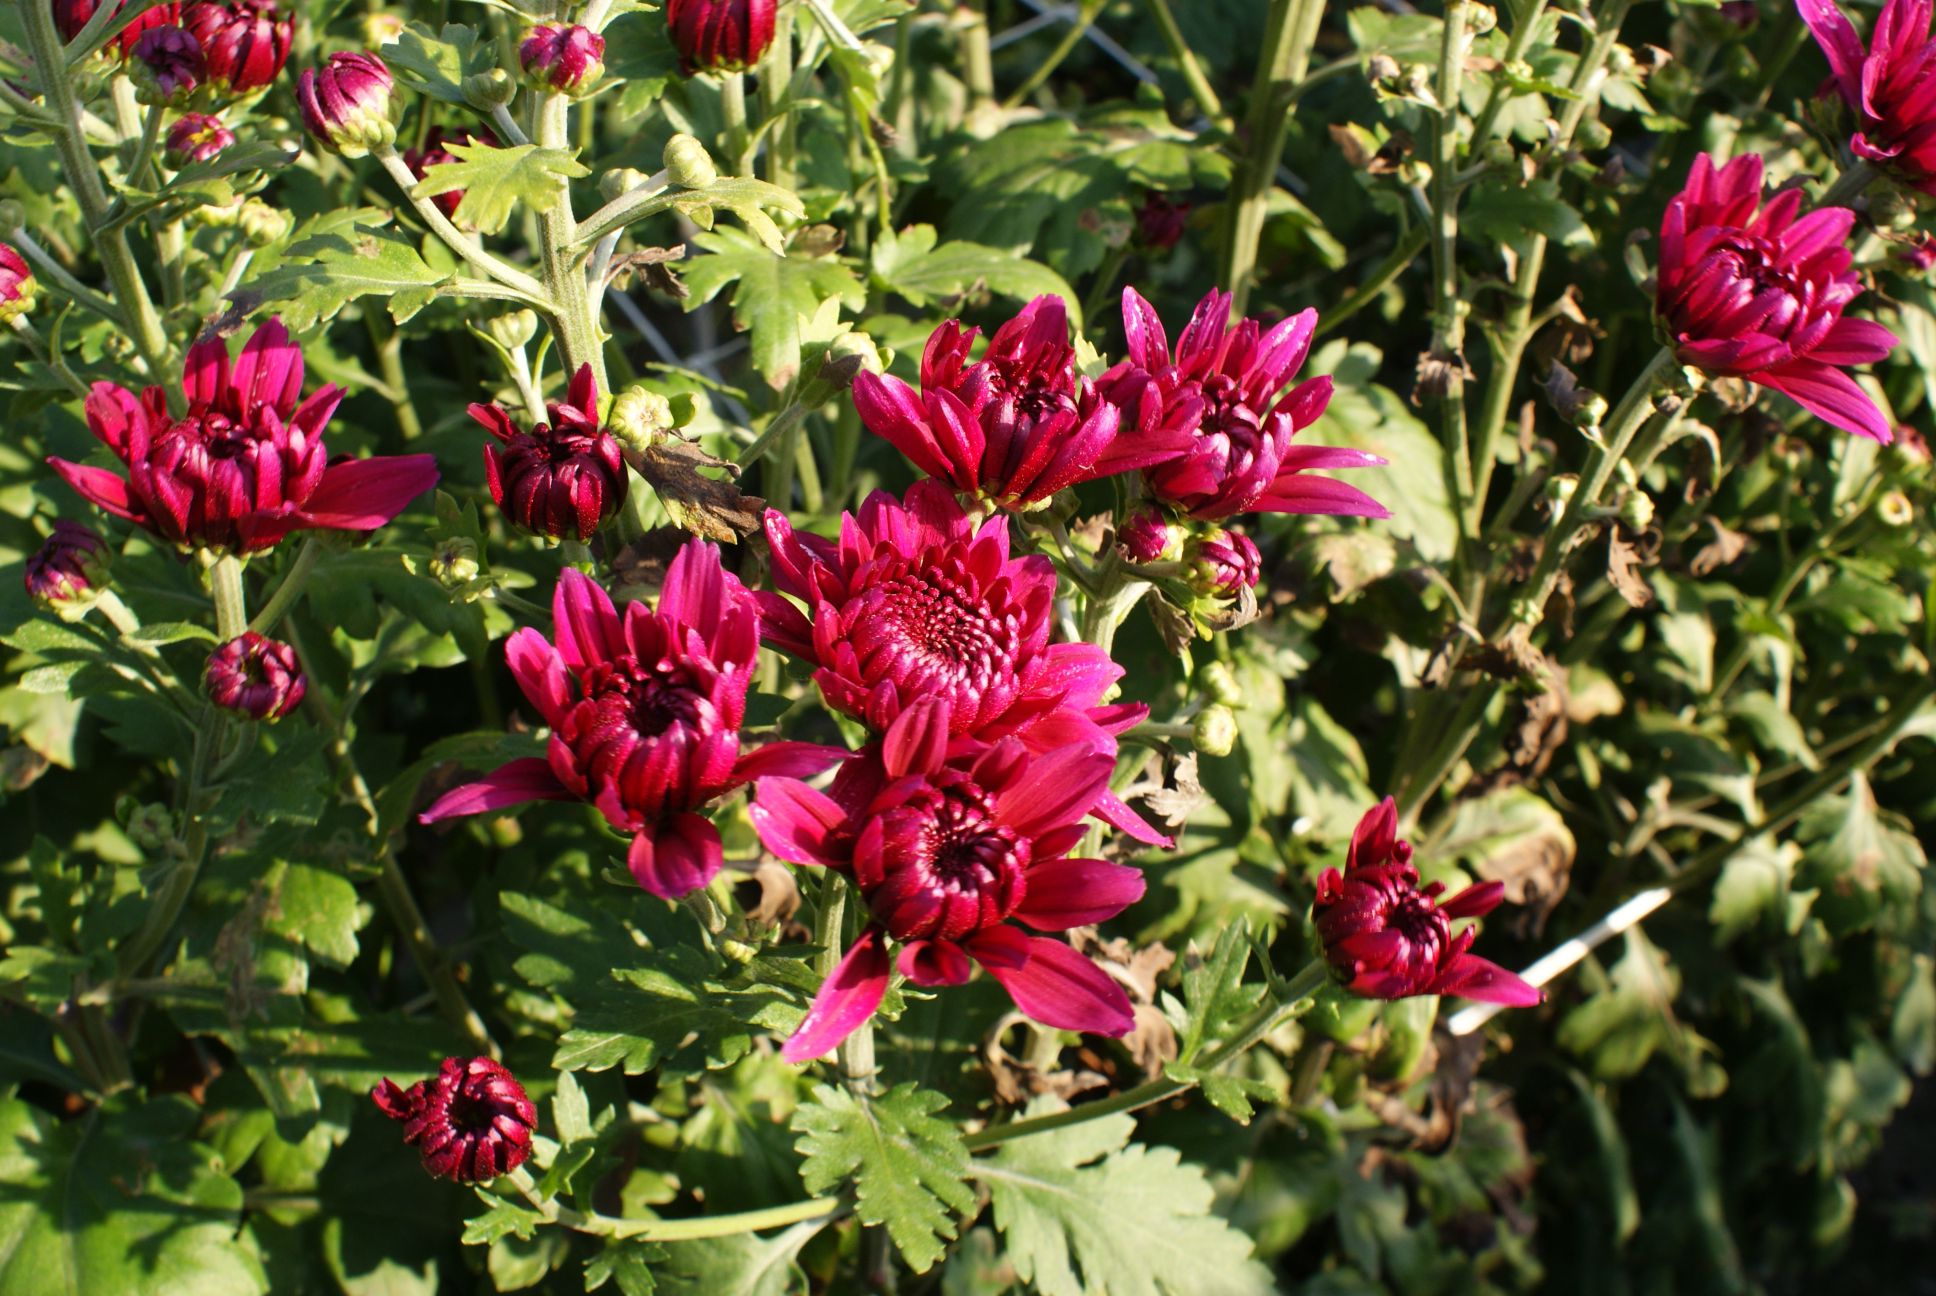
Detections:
[581, 655, 710, 744]
[868, 772, 1029, 941]
[846, 558, 1021, 718]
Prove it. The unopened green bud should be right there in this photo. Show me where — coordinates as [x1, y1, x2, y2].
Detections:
[1619, 489, 1656, 532]
[488, 309, 540, 352]
[664, 134, 718, 189]
[118, 797, 176, 851]
[463, 68, 517, 111]
[600, 167, 651, 201]
[1878, 489, 1915, 528]
[429, 537, 481, 588]
[0, 200, 26, 232]
[609, 386, 675, 452]
[363, 13, 405, 46]
[1870, 185, 1918, 231]
[1546, 474, 1579, 513]
[1570, 390, 1609, 430]
[1481, 138, 1515, 169]
[1193, 706, 1240, 758]
[1199, 661, 1244, 708]
[236, 198, 291, 247]
[1465, 3, 1497, 36]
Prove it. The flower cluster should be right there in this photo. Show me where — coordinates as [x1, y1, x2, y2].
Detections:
[183, 0, 292, 95]
[1803, 0, 1936, 194]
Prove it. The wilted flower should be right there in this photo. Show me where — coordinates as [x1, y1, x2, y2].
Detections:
[403, 125, 500, 221]
[25, 521, 109, 618]
[183, 0, 292, 94]
[0, 243, 36, 325]
[55, 0, 180, 55]
[420, 545, 843, 898]
[297, 50, 397, 158]
[1314, 798, 1541, 1005]
[1108, 288, 1391, 522]
[472, 364, 626, 543]
[1657, 153, 1899, 442]
[163, 112, 235, 167]
[1116, 506, 1179, 564]
[752, 698, 1144, 1060]
[852, 295, 1183, 512]
[48, 318, 440, 554]
[205, 631, 306, 720]
[519, 24, 605, 95]
[128, 26, 204, 106]
[667, 0, 778, 75]
[373, 1057, 537, 1184]
[1802, 0, 1936, 193]
[1189, 528, 1262, 595]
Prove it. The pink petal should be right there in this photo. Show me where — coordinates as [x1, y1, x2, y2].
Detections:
[1121, 286, 1171, 370]
[298, 455, 440, 530]
[1809, 316, 1900, 366]
[231, 317, 304, 419]
[898, 938, 973, 986]
[1349, 798, 1399, 870]
[882, 698, 952, 779]
[47, 458, 145, 524]
[1438, 880, 1506, 920]
[1090, 788, 1173, 848]
[728, 740, 850, 788]
[781, 925, 892, 1062]
[1012, 857, 1146, 931]
[1757, 359, 1896, 443]
[552, 569, 625, 673]
[1255, 472, 1393, 519]
[627, 812, 722, 899]
[658, 538, 729, 634]
[749, 778, 851, 867]
[182, 332, 231, 408]
[83, 382, 146, 456]
[994, 745, 1114, 838]
[505, 627, 571, 724]
[1431, 952, 1543, 1007]
[853, 371, 954, 483]
[418, 757, 574, 823]
[967, 927, 1135, 1037]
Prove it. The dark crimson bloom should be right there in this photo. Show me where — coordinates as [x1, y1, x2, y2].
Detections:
[54, 0, 180, 55]
[760, 481, 1167, 846]
[1802, 0, 1936, 193]
[518, 24, 605, 95]
[1720, 0, 1759, 27]
[403, 126, 501, 220]
[420, 543, 842, 898]
[472, 364, 626, 543]
[128, 26, 203, 105]
[1190, 528, 1261, 595]
[1108, 288, 1390, 522]
[0, 243, 35, 325]
[1135, 192, 1190, 251]
[1657, 153, 1899, 442]
[1116, 506, 1178, 564]
[752, 699, 1145, 1060]
[667, 0, 778, 75]
[164, 112, 235, 167]
[183, 0, 291, 94]
[25, 521, 109, 618]
[851, 295, 1185, 513]
[205, 631, 306, 720]
[296, 50, 396, 158]
[48, 318, 439, 554]
[1314, 798, 1541, 1006]
[373, 1057, 537, 1184]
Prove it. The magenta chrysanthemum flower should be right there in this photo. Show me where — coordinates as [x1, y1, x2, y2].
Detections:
[759, 481, 1167, 846]
[0, 243, 36, 326]
[373, 1057, 537, 1184]
[667, 0, 778, 75]
[183, 0, 291, 94]
[1106, 288, 1390, 522]
[1313, 798, 1541, 1006]
[852, 295, 1187, 513]
[296, 50, 396, 158]
[25, 521, 110, 618]
[48, 319, 439, 554]
[128, 26, 204, 106]
[55, 0, 181, 55]
[403, 126, 501, 220]
[472, 364, 626, 543]
[419, 543, 843, 898]
[1657, 153, 1899, 443]
[164, 112, 235, 167]
[1802, 0, 1936, 193]
[519, 24, 605, 95]
[205, 631, 306, 720]
[752, 698, 1145, 1060]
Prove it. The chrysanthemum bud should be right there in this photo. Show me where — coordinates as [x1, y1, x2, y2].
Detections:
[601, 167, 652, 201]
[1619, 489, 1656, 532]
[129, 26, 205, 106]
[462, 67, 516, 111]
[236, 197, 290, 246]
[1117, 508, 1179, 564]
[25, 521, 108, 619]
[663, 133, 718, 189]
[118, 798, 176, 851]
[362, 11, 403, 45]
[609, 385, 675, 452]
[1544, 474, 1579, 516]
[475, 365, 626, 542]
[667, 0, 778, 75]
[56, 0, 183, 55]
[1193, 705, 1239, 758]
[1465, 3, 1497, 36]
[487, 309, 539, 352]
[1198, 661, 1243, 708]
[185, 0, 294, 96]
[205, 632, 306, 720]
[1188, 528, 1262, 596]
[373, 1056, 537, 1183]
[297, 51, 398, 158]
[428, 537, 482, 589]
[0, 243, 37, 326]
[164, 112, 235, 167]
[1878, 489, 1914, 527]
[519, 24, 605, 96]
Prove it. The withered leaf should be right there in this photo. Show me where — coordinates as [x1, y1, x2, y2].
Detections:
[1139, 752, 1209, 831]
[630, 441, 765, 543]
[1606, 524, 1659, 610]
[1687, 517, 1750, 576]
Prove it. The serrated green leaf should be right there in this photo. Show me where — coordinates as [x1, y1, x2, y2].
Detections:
[682, 227, 866, 389]
[268, 861, 363, 968]
[653, 1221, 826, 1296]
[244, 224, 451, 331]
[869, 223, 1076, 312]
[552, 958, 801, 1077]
[381, 23, 496, 104]
[412, 142, 590, 236]
[793, 1083, 974, 1273]
[1795, 772, 1927, 935]
[972, 1108, 1274, 1296]
[1465, 179, 1593, 251]
[553, 1069, 593, 1143]
[460, 1198, 547, 1247]
[585, 1241, 666, 1296]
[1166, 920, 1260, 1064]
[121, 620, 219, 646]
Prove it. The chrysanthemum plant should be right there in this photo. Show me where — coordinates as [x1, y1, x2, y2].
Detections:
[2, 0, 1933, 1290]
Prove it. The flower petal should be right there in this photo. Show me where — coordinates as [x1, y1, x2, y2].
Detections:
[1012, 857, 1146, 931]
[1758, 359, 1896, 443]
[781, 925, 892, 1062]
[418, 758, 574, 823]
[966, 927, 1135, 1037]
[47, 458, 145, 525]
[1430, 952, 1543, 1006]
[298, 455, 441, 531]
[749, 778, 851, 867]
[552, 568, 625, 672]
[627, 812, 722, 899]
[1349, 797, 1399, 871]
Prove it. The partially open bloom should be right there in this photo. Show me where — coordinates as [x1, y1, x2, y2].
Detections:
[1116, 507, 1179, 564]
[1802, 0, 1936, 193]
[128, 26, 203, 105]
[164, 113, 235, 167]
[183, 0, 292, 94]
[852, 295, 1185, 512]
[472, 364, 626, 543]
[753, 699, 1144, 1061]
[519, 24, 605, 95]
[0, 243, 36, 326]
[1108, 288, 1390, 522]
[25, 521, 109, 619]
[420, 544, 842, 898]
[55, 1, 181, 55]
[1314, 798, 1541, 1006]
[667, 0, 778, 75]
[1189, 528, 1262, 595]
[1657, 153, 1899, 442]
[373, 1057, 536, 1184]
[403, 125, 500, 220]
[48, 318, 440, 554]
[205, 631, 306, 720]
[297, 50, 397, 158]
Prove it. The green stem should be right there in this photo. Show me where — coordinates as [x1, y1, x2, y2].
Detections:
[1314, 226, 1430, 339]
[1221, 0, 1321, 315]
[1466, 0, 1551, 160]
[719, 71, 751, 175]
[1140, 0, 1226, 123]
[960, 2, 995, 109]
[504, 1166, 847, 1240]
[373, 147, 549, 300]
[1429, 1, 1478, 526]
[6, 228, 126, 326]
[1819, 158, 1877, 209]
[532, 96, 605, 392]
[1002, 0, 1104, 109]
[964, 959, 1330, 1151]
[9, 317, 89, 398]
[210, 553, 248, 641]
[248, 539, 323, 636]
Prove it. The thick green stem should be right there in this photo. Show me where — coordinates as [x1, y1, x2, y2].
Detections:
[1819, 158, 1877, 209]
[210, 553, 248, 641]
[7, 228, 126, 326]
[248, 539, 323, 636]
[533, 96, 605, 392]
[1221, 0, 1321, 315]
[505, 1165, 846, 1240]
[719, 72, 751, 175]
[960, 2, 995, 109]
[1429, 1, 1478, 525]
[1140, 0, 1226, 123]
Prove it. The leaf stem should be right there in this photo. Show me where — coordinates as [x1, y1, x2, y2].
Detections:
[1818, 158, 1877, 209]
[248, 539, 323, 636]
[373, 146, 550, 301]
[1002, 0, 1104, 110]
[504, 1164, 849, 1239]
[1222, 0, 1323, 315]
[1139, 0, 1225, 124]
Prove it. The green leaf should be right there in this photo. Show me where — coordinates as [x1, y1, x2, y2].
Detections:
[1310, 340, 1456, 562]
[682, 227, 867, 389]
[382, 22, 495, 104]
[653, 1222, 826, 1296]
[0, 1098, 267, 1296]
[1558, 929, 1723, 1093]
[585, 1241, 666, 1296]
[869, 224, 1076, 313]
[1162, 920, 1261, 1065]
[551, 956, 802, 1078]
[1464, 178, 1593, 251]
[412, 142, 591, 237]
[1796, 772, 1927, 935]
[268, 861, 363, 968]
[1708, 840, 1810, 946]
[245, 224, 451, 330]
[667, 177, 805, 256]
[553, 1069, 594, 1143]
[972, 1109, 1274, 1296]
[793, 1083, 975, 1273]
[460, 1198, 547, 1246]
[121, 620, 218, 646]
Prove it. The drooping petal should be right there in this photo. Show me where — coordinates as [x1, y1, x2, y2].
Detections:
[993, 744, 1113, 838]
[967, 927, 1135, 1037]
[1758, 359, 1896, 443]
[728, 741, 850, 788]
[1430, 952, 1544, 1006]
[298, 455, 441, 530]
[1011, 857, 1146, 931]
[781, 925, 892, 1062]
[898, 938, 973, 986]
[47, 459, 146, 524]
[749, 778, 852, 867]
[1438, 879, 1507, 920]
[627, 812, 723, 899]
[418, 758, 574, 823]
[83, 382, 147, 456]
